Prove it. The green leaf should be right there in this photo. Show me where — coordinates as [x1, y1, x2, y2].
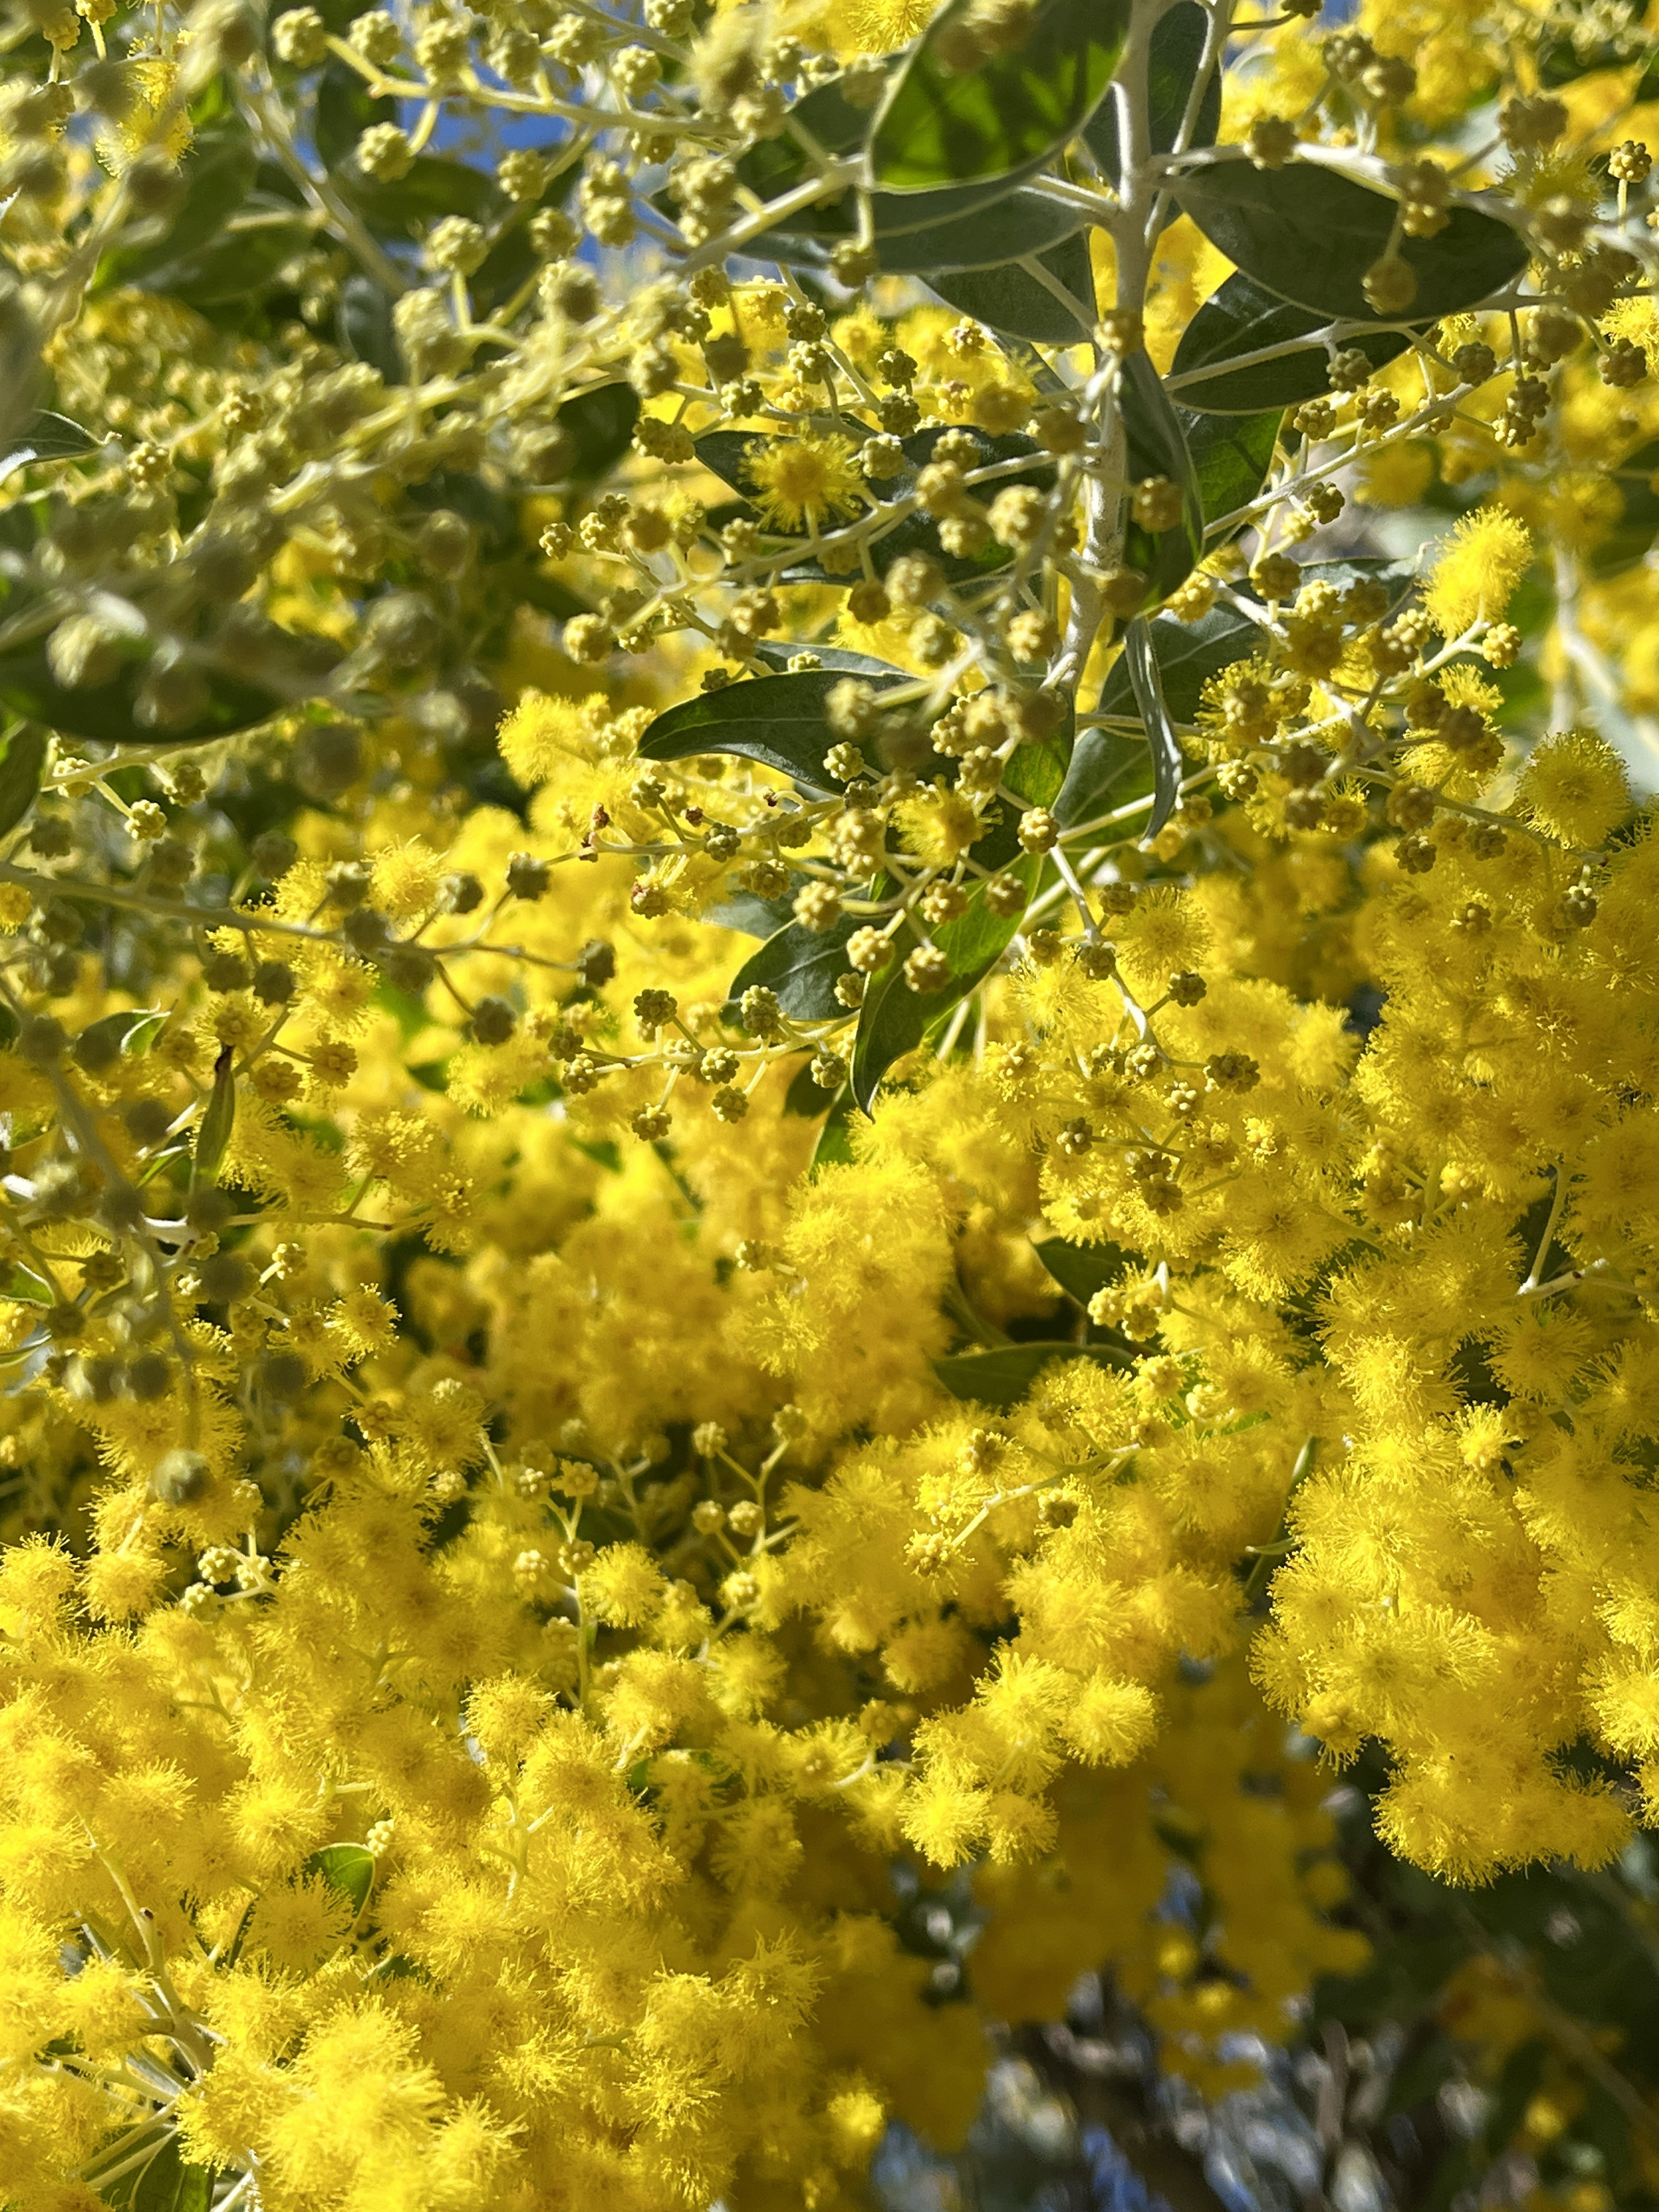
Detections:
[929, 230, 1096, 343]
[99, 2133, 214, 2212]
[1084, 1, 1220, 176]
[560, 383, 641, 489]
[75, 1007, 168, 1064]
[1184, 405, 1281, 534]
[724, 914, 862, 1023]
[96, 121, 257, 291]
[136, 209, 316, 309]
[871, 186, 1088, 276]
[708, 876, 805, 938]
[1592, 437, 1659, 577]
[1169, 159, 1529, 326]
[0, 644, 287, 750]
[783, 1058, 843, 1117]
[192, 1047, 236, 1191]
[314, 56, 394, 169]
[871, 0, 1127, 191]
[0, 723, 46, 840]
[306, 1840, 376, 1916]
[341, 154, 497, 238]
[851, 856, 1037, 1112]
[1097, 600, 1265, 726]
[1053, 725, 1153, 832]
[1034, 1235, 1135, 1305]
[810, 1088, 862, 1175]
[0, 411, 96, 487]
[1168, 271, 1410, 414]
[753, 642, 900, 679]
[1120, 352, 1202, 608]
[697, 424, 1053, 590]
[1121, 616, 1184, 835]
[933, 1339, 1128, 1408]
[638, 669, 904, 791]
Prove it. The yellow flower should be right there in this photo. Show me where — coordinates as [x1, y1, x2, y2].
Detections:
[745, 432, 866, 532]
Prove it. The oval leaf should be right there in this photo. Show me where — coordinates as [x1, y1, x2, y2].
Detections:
[872, 0, 1128, 192]
[1169, 160, 1529, 326]
[192, 1047, 236, 1191]
[306, 1840, 376, 1915]
[1168, 271, 1410, 414]
[724, 913, 862, 1023]
[1034, 1235, 1135, 1304]
[0, 723, 46, 840]
[0, 410, 96, 488]
[560, 383, 641, 489]
[1120, 352, 1202, 607]
[1085, 0, 1221, 176]
[929, 231, 1096, 342]
[0, 647, 287, 750]
[1053, 725, 1153, 832]
[1184, 405, 1282, 534]
[851, 856, 1037, 1112]
[639, 669, 904, 792]
[1122, 617, 1184, 836]
[933, 1339, 1128, 1407]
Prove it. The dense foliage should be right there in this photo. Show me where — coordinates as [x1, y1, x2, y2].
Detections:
[1, 0, 1659, 2204]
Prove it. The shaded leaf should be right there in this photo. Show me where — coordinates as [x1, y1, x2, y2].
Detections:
[314, 56, 394, 169]
[1097, 600, 1264, 727]
[638, 669, 903, 792]
[1184, 405, 1281, 534]
[138, 210, 315, 309]
[560, 383, 640, 489]
[1085, 1, 1221, 176]
[97, 122, 256, 290]
[871, 0, 1127, 192]
[933, 1339, 1128, 1408]
[0, 723, 46, 840]
[851, 856, 1037, 1112]
[100, 2134, 214, 2212]
[697, 423, 1053, 589]
[724, 912, 860, 1023]
[783, 1058, 843, 1117]
[1123, 617, 1184, 835]
[75, 1007, 168, 1064]
[306, 1840, 376, 1915]
[1034, 1235, 1135, 1305]
[0, 411, 96, 487]
[928, 230, 1096, 343]
[336, 271, 402, 382]
[754, 642, 900, 678]
[192, 1048, 236, 1191]
[1120, 352, 1202, 607]
[1053, 724, 1153, 833]
[1168, 270, 1409, 414]
[707, 878, 804, 938]
[1170, 160, 1529, 326]
[810, 1088, 862, 1175]
[0, 644, 287, 750]
[340, 153, 496, 237]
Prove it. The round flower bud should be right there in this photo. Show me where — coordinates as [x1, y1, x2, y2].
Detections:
[470, 996, 517, 1045]
[151, 1449, 211, 1505]
[903, 944, 950, 993]
[272, 7, 328, 64]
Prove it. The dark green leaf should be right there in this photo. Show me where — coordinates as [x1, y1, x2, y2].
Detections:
[851, 856, 1037, 1112]
[560, 383, 640, 490]
[810, 1088, 862, 1175]
[1170, 271, 1413, 413]
[929, 230, 1096, 343]
[0, 646, 287, 750]
[1097, 600, 1265, 726]
[1592, 438, 1659, 577]
[708, 879, 802, 938]
[1184, 405, 1281, 534]
[724, 914, 861, 1023]
[1120, 352, 1202, 607]
[336, 273, 402, 382]
[138, 211, 315, 308]
[1122, 616, 1183, 835]
[75, 1007, 168, 1064]
[1170, 160, 1529, 326]
[1034, 1235, 1135, 1305]
[697, 424, 1054, 590]
[96, 122, 256, 290]
[870, 187, 1086, 277]
[784, 1058, 843, 1117]
[192, 1048, 236, 1190]
[1053, 724, 1152, 832]
[0, 723, 46, 840]
[638, 670, 903, 791]
[734, 72, 884, 202]
[871, 0, 1127, 191]
[0, 411, 96, 486]
[933, 1339, 1128, 1407]
[1085, 1, 1221, 176]
[341, 154, 496, 237]
[306, 1840, 376, 1915]
[315, 56, 394, 169]
[99, 2133, 214, 2212]
[753, 642, 900, 678]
